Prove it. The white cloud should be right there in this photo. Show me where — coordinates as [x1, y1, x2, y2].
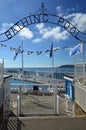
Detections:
[56, 6, 62, 12]
[53, 47, 60, 51]
[64, 13, 76, 19]
[43, 27, 68, 41]
[64, 13, 86, 32]
[2, 23, 13, 28]
[32, 38, 42, 43]
[40, 27, 51, 35]
[0, 23, 13, 33]
[0, 22, 34, 39]
[72, 13, 86, 31]
[56, 6, 86, 32]
[19, 28, 33, 39]
[36, 23, 44, 30]
[41, 26, 68, 41]
[33, 24, 68, 43]
[56, 6, 63, 16]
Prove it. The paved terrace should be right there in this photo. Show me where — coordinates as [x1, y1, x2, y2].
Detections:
[0, 115, 86, 130]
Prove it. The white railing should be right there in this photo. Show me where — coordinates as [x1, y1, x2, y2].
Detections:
[10, 83, 55, 95]
[75, 82, 86, 112]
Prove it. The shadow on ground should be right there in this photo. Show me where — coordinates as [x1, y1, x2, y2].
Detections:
[0, 111, 25, 130]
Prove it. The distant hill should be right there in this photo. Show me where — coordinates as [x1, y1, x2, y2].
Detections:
[59, 64, 74, 68]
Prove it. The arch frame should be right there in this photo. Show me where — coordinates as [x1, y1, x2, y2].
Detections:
[0, 4, 86, 43]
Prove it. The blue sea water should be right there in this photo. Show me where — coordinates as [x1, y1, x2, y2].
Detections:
[5, 65, 74, 73]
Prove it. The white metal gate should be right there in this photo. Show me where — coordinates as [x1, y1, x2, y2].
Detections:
[20, 84, 55, 116]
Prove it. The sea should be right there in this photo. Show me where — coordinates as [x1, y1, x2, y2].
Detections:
[5, 65, 74, 73]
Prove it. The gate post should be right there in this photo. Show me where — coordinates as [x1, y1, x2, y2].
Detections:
[19, 85, 22, 116]
[54, 86, 60, 115]
[54, 86, 58, 115]
[57, 95, 60, 115]
[17, 95, 20, 116]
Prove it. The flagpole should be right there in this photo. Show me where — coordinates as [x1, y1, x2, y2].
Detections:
[19, 40, 24, 116]
[21, 40, 24, 73]
[50, 41, 58, 115]
[51, 42, 56, 115]
[52, 42, 54, 74]
[82, 42, 84, 63]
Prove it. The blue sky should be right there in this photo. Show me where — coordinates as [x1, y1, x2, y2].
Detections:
[0, 0, 86, 68]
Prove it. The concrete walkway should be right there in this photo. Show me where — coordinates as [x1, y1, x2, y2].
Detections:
[1, 116, 86, 130]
